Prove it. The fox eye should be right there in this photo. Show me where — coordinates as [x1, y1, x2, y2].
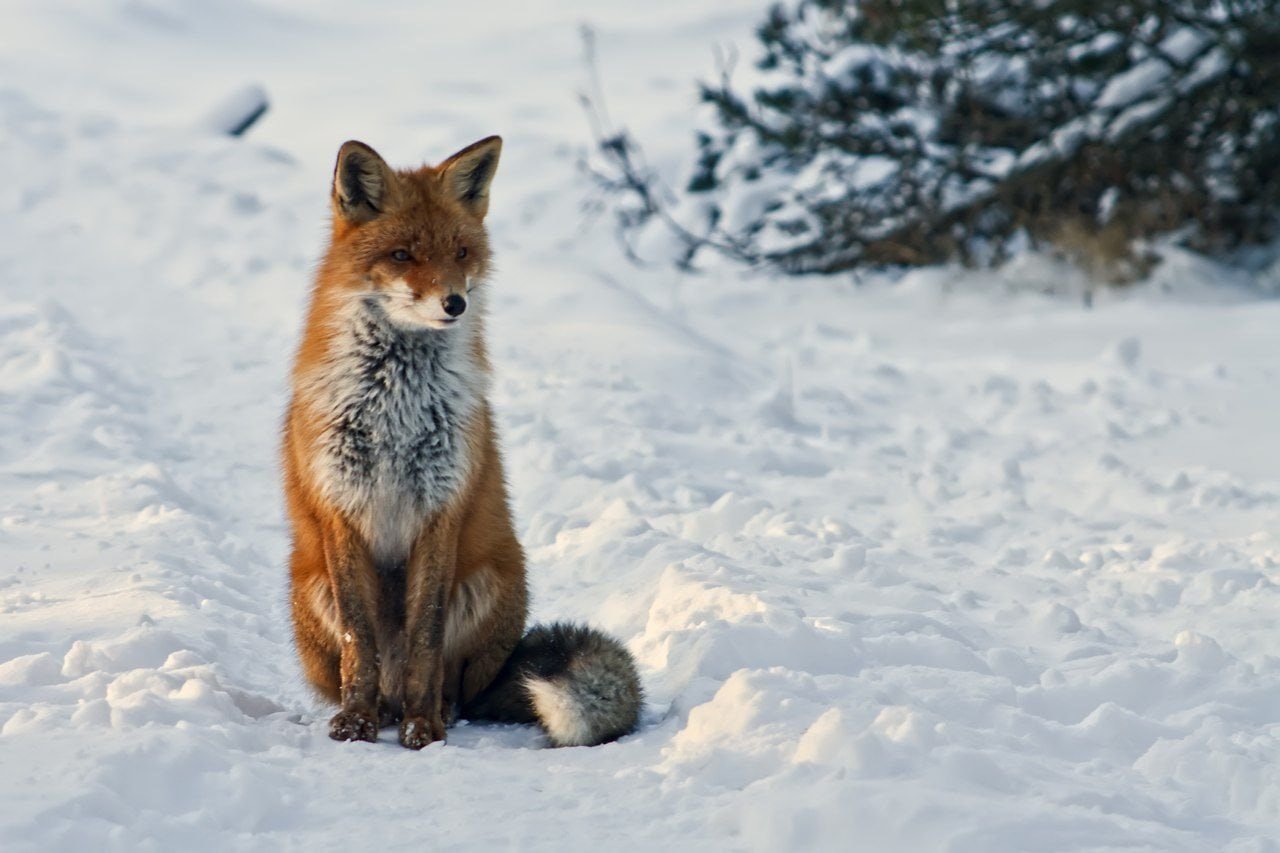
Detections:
[456, 246, 467, 260]
[391, 249, 412, 262]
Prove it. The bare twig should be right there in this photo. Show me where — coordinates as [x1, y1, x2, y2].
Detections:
[576, 24, 758, 269]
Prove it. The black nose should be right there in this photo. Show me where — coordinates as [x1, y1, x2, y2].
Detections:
[442, 294, 467, 317]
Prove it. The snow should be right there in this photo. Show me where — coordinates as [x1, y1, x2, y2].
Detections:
[1159, 27, 1210, 65]
[1067, 30, 1124, 63]
[3, 1, 1280, 850]
[1107, 96, 1170, 142]
[1096, 58, 1171, 110]
[822, 44, 894, 86]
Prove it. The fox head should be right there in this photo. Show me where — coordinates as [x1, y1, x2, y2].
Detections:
[323, 136, 502, 330]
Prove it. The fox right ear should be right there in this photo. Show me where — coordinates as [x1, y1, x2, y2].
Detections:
[439, 135, 502, 219]
[333, 140, 393, 223]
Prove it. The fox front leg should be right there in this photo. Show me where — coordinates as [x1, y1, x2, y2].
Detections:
[324, 525, 381, 743]
[399, 518, 458, 749]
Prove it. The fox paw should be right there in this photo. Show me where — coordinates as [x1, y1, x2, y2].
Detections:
[399, 714, 446, 750]
[329, 709, 378, 743]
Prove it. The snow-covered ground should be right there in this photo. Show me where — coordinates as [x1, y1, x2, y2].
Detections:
[2, 1, 1279, 850]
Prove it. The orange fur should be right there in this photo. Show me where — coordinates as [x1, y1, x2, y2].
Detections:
[282, 136, 527, 748]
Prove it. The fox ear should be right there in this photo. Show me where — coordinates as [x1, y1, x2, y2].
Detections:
[333, 140, 394, 223]
[439, 136, 502, 218]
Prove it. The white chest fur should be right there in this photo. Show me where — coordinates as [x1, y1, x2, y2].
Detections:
[301, 297, 486, 566]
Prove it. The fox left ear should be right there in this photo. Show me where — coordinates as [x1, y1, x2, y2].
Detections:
[333, 140, 395, 224]
[439, 136, 502, 219]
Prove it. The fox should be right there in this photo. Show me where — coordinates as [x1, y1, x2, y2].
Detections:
[282, 136, 642, 749]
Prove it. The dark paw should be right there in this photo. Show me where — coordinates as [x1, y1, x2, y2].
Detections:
[329, 709, 378, 743]
[399, 714, 446, 750]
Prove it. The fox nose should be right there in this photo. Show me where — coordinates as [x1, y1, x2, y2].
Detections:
[442, 294, 467, 317]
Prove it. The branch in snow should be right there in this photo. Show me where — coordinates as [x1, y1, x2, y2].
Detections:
[202, 84, 269, 137]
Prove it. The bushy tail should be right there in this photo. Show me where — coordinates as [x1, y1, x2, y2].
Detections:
[463, 622, 642, 747]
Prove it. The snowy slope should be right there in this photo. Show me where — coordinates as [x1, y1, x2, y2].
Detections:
[1, 1, 1279, 850]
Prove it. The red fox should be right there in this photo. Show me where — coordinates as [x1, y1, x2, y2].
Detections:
[282, 136, 641, 749]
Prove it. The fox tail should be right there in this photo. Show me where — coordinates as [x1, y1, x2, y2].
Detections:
[463, 622, 642, 747]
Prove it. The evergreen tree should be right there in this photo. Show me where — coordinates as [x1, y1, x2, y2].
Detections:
[595, 0, 1280, 276]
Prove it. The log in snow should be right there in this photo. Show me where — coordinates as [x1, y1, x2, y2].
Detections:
[202, 84, 268, 137]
